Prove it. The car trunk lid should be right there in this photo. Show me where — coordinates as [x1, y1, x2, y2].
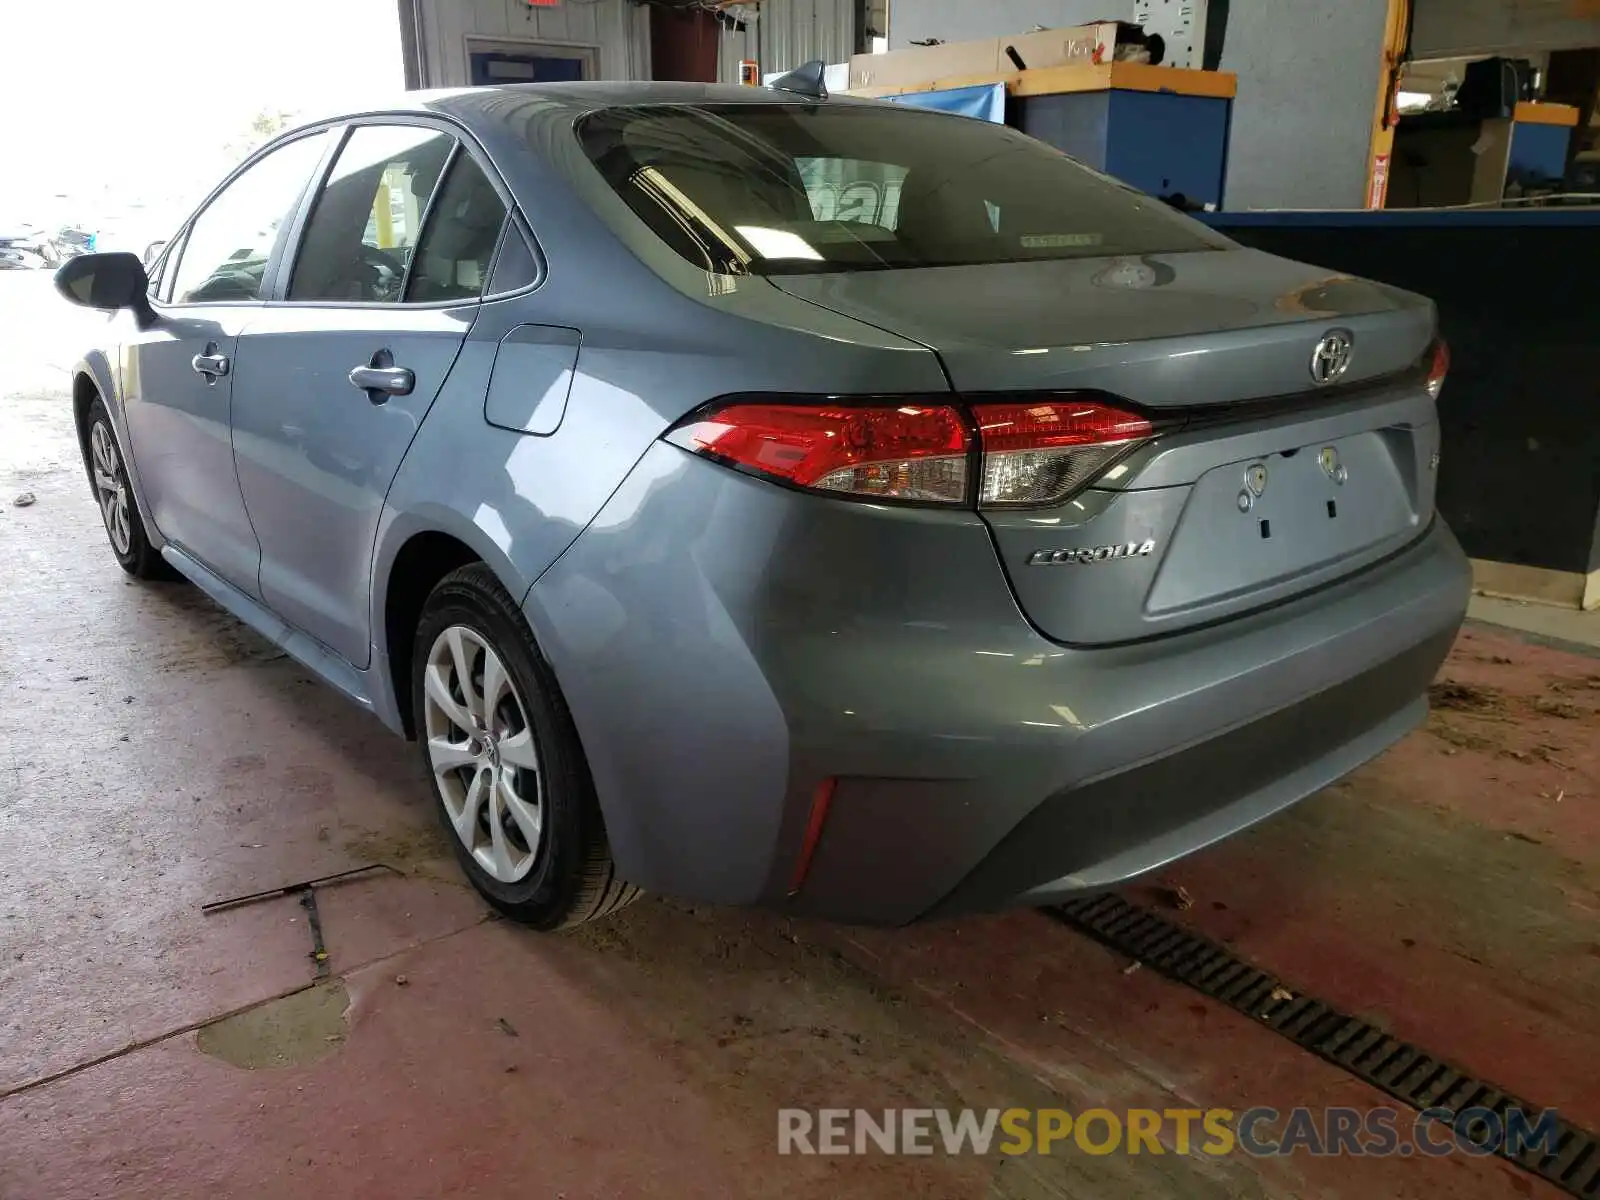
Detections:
[770, 248, 1442, 645]
[768, 248, 1434, 404]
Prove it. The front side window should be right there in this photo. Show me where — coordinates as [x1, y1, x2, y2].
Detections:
[169, 133, 329, 304]
[577, 104, 1230, 275]
[288, 125, 455, 303]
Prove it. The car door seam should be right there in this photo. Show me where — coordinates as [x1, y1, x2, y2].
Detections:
[228, 309, 273, 598]
[365, 311, 482, 612]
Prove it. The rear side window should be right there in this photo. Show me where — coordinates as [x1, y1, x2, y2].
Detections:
[487, 223, 539, 294]
[288, 125, 455, 302]
[577, 104, 1228, 275]
[405, 152, 509, 302]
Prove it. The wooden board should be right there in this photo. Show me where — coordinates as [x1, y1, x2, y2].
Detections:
[844, 62, 1237, 102]
[1470, 558, 1600, 611]
[1514, 101, 1582, 127]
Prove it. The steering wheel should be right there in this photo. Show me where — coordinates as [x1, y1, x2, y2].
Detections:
[356, 242, 407, 301]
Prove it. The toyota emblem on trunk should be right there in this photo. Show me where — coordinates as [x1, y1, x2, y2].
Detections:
[1310, 330, 1354, 385]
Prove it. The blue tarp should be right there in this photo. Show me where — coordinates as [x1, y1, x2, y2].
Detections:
[885, 83, 1007, 124]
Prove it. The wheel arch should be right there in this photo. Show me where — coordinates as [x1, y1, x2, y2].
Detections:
[70, 356, 116, 462]
[72, 369, 98, 444]
[72, 355, 165, 549]
[372, 507, 536, 740]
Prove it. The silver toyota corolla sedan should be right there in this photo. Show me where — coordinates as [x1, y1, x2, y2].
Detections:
[55, 78, 1470, 930]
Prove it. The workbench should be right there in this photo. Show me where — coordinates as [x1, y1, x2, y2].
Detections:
[847, 63, 1238, 209]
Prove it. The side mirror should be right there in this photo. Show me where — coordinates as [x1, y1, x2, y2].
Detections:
[54, 251, 150, 312]
[142, 240, 167, 268]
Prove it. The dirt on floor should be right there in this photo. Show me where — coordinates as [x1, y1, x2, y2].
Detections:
[557, 900, 1273, 1200]
[196, 981, 352, 1070]
[1424, 637, 1600, 779]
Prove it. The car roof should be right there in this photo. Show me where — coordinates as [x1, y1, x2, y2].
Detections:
[317, 80, 879, 130]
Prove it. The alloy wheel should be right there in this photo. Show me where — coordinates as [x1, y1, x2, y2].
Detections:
[89, 420, 132, 556]
[422, 625, 544, 883]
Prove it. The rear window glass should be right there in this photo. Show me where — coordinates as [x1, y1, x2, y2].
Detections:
[575, 103, 1227, 275]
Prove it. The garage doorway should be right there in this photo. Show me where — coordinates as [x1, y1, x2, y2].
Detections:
[466, 39, 598, 86]
[650, 5, 720, 82]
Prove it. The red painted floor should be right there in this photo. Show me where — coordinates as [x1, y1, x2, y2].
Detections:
[1142, 624, 1600, 1131]
[2, 272, 1594, 1198]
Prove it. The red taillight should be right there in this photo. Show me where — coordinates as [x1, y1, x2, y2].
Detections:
[1426, 338, 1450, 401]
[665, 399, 970, 503]
[971, 399, 1152, 507]
[665, 393, 1152, 508]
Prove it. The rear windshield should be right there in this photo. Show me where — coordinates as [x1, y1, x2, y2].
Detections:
[575, 103, 1228, 275]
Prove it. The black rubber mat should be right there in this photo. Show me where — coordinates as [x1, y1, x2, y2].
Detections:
[1052, 894, 1599, 1197]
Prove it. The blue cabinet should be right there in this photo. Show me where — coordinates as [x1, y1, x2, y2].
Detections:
[1016, 88, 1232, 209]
[1507, 121, 1573, 188]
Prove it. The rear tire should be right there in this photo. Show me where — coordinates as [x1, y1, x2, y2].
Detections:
[411, 563, 640, 930]
[83, 397, 176, 580]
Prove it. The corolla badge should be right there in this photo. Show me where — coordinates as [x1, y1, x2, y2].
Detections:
[1028, 539, 1156, 566]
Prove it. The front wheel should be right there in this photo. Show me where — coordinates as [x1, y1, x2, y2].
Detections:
[83, 398, 175, 580]
[412, 563, 640, 930]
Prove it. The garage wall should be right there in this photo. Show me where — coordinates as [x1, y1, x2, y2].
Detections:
[1218, 0, 1390, 209]
[716, 19, 760, 83]
[574, 0, 855, 87]
[407, 0, 650, 87]
[405, 0, 853, 89]
[755, 0, 858, 74]
[1412, 0, 1600, 58]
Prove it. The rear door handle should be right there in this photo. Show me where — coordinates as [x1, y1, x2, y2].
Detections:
[349, 349, 414, 403]
[191, 343, 230, 381]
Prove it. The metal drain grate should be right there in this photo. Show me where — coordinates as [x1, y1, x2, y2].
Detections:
[1052, 894, 1600, 1198]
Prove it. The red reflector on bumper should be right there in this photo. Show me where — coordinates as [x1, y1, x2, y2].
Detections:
[788, 777, 838, 895]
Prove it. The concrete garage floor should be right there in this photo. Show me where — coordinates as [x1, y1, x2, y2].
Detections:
[2, 270, 1597, 1199]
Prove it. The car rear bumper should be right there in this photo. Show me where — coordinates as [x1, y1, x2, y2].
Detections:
[925, 631, 1444, 917]
[525, 444, 1471, 927]
[793, 524, 1466, 924]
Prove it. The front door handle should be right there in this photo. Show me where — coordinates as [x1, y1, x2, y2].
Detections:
[191, 342, 230, 382]
[349, 349, 414, 403]
[349, 366, 414, 396]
